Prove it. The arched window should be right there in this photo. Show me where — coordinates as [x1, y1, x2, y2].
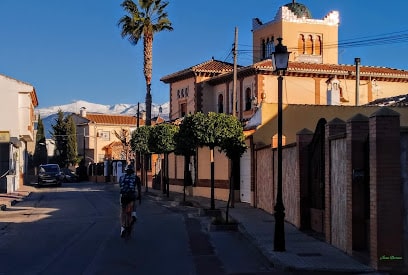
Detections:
[245, 88, 252, 111]
[262, 39, 266, 60]
[218, 94, 224, 113]
[315, 36, 322, 55]
[306, 35, 313, 55]
[298, 34, 305, 54]
[264, 37, 274, 59]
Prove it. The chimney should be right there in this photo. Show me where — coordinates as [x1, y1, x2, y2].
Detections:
[80, 107, 87, 117]
[141, 110, 146, 121]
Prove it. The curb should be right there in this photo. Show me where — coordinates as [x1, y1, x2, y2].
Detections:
[0, 191, 31, 211]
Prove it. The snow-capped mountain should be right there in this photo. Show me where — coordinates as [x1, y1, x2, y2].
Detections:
[37, 100, 170, 137]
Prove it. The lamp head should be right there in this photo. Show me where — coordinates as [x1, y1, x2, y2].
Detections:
[271, 38, 291, 72]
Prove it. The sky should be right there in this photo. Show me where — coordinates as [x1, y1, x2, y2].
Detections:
[1, 0, 407, 109]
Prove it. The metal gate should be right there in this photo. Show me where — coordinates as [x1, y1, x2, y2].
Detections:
[307, 118, 326, 232]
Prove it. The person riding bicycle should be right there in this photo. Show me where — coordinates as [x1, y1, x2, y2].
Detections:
[119, 164, 141, 237]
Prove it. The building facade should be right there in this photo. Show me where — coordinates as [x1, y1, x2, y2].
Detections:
[0, 74, 38, 192]
[160, 2, 408, 271]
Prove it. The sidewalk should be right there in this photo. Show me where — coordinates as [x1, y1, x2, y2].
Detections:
[1, 184, 379, 274]
[0, 184, 35, 210]
[148, 188, 379, 274]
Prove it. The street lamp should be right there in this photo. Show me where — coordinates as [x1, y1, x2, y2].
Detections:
[271, 37, 290, 252]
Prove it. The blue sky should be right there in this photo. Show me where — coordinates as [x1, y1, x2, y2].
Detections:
[1, 0, 407, 108]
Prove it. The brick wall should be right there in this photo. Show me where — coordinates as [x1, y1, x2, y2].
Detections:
[369, 108, 403, 271]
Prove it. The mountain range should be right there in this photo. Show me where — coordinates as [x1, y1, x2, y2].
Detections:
[37, 100, 170, 138]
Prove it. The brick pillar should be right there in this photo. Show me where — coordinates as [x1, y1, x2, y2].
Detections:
[297, 128, 314, 229]
[346, 114, 369, 255]
[325, 118, 346, 243]
[369, 107, 403, 271]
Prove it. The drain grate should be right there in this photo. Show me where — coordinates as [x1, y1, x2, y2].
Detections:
[297, 252, 322, 257]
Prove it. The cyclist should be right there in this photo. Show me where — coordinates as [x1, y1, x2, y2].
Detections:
[119, 164, 141, 237]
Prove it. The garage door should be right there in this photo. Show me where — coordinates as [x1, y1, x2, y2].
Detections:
[239, 149, 251, 203]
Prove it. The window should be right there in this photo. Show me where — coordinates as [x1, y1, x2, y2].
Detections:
[218, 94, 224, 113]
[180, 103, 187, 117]
[306, 35, 313, 55]
[298, 34, 305, 54]
[245, 88, 252, 111]
[262, 37, 275, 60]
[315, 36, 322, 55]
[298, 33, 323, 57]
[98, 130, 110, 141]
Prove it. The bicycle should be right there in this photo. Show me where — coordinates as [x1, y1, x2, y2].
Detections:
[121, 200, 135, 240]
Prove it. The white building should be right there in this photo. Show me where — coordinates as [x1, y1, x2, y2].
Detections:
[0, 74, 38, 193]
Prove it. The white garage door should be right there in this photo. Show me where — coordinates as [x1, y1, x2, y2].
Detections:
[240, 149, 251, 203]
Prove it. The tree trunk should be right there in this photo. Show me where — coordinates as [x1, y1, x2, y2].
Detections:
[210, 147, 215, 210]
[164, 153, 169, 197]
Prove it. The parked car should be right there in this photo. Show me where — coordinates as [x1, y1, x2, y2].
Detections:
[61, 168, 79, 183]
[38, 164, 63, 186]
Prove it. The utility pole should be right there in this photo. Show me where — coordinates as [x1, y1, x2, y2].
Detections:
[137, 102, 140, 128]
[231, 26, 238, 208]
[232, 27, 238, 117]
[355, 58, 361, 106]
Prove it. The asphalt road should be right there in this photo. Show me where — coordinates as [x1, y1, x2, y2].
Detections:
[0, 182, 277, 275]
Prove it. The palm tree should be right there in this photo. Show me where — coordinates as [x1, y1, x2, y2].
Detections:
[118, 0, 173, 126]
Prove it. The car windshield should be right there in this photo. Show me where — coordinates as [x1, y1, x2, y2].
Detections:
[41, 165, 59, 173]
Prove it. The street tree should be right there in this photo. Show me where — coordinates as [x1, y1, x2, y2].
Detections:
[65, 115, 79, 166]
[174, 115, 201, 202]
[217, 113, 247, 223]
[118, 0, 173, 127]
[130, 125, 151, 192]
[195, 112, 225, 210]
[149, 123, 178, 197]
[50, 111, 79, 168]
[189, 112, 247, 211]
[114, 128, 132, 163]
[33, 115, 48, 166]
[51, 110, 68, 167]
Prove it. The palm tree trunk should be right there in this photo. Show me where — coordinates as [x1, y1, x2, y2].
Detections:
[145, 84, 152, 126]
[144, 35, 153, 126]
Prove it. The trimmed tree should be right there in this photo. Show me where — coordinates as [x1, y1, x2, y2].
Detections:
[130, 125, 150, 193]
[218, 113, 247, 223]
[149, 123, 178, 197]
[174, 113, 205, 202]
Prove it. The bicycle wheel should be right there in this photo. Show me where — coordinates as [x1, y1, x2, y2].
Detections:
[124, 203, 133, 239]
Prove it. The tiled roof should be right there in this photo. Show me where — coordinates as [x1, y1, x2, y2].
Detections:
[85, 113, 143, 125]
[255, 60, 408, 78]
[102, 141, 122, 149]
[207, 60, 408, 85]
[366, 93, 408, 107]
[160, 58, 236, 83]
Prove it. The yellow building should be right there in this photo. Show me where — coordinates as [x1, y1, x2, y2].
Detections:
[160, 2, 408, 202]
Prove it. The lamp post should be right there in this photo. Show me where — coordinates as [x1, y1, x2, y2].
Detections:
[271, 37, 290, 252]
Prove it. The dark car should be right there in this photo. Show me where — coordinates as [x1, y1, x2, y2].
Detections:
[61, 168, 79, 183]
[38, 164, 63, 186]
